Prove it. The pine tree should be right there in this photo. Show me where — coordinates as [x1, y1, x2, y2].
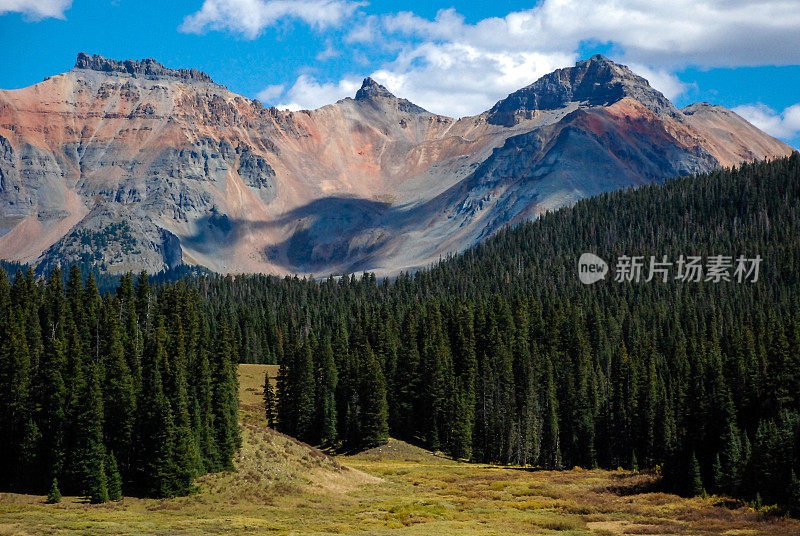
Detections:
[34, 268, 68, 485]
[393, 312, 420, 441]
[100, 296, 136, 477]
[688, 451, 704, 497]
[316, 336, 338, 447]
[136, 322, 177, 498]
[211, 321, 239, 470]
[117, 273, 142, 385]
[193, 317, 217, 471]
[276, 347, 294, 436]
[0, 295, 33, 488]
[47, 478, 62, 504]
[360, 343, 389, 449]
[448, 384, 474, 460]
[106, 451, 122, 501]
[293, 337, 316, 442]
[135, 271, 153, 334]
[263, 372, 277, 428]
[541, 359, 561, 469]
[83, 362, 109, 503]
[164, 310, 199, 495]
[448, 304, 476, 460]
[418, 302, 452, 451]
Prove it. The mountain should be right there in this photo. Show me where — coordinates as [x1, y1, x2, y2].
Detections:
[0, 53, 793, 276]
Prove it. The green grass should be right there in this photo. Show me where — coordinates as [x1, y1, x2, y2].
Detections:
[1, 364, 797, 535]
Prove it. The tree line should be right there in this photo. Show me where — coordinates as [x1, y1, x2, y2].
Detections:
[0, 267, 240, 502]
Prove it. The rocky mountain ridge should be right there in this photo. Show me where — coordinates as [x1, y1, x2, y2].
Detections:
[0, 54, 793, 276]
[74, 52, 214, 83]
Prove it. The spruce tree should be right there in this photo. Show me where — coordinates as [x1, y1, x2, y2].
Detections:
[106, 451, 123, 501]
[263, 372, 277, 428]
[211, 321, 239, 470]
[294, 337, 316, 443]
[136, 322, 177, 498]
[542, 359, 562, 469]
[0, 302, 32, 488]
[74, 361, 109, 504]
[193, 318, 217, 470]
[164, 311, 199, 494]
[47, 478, 62, 504]
[359, 344, 389, 449]
[393, 312, 420, 441]
[316, 336, 337, 447]
[32, 269, 69, 490]
[276, 347, 294, 436]
[100, 296, 136, 477]
[688, 451, 704, 497]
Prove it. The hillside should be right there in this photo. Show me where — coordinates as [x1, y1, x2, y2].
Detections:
[0, 53, 792, 276]
[184, 155, 800, 513]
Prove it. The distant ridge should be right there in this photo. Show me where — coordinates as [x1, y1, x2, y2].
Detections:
[74, 52, 214, 82]
[0, 54, 793, 276]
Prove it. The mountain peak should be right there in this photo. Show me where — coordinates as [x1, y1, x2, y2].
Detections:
[587, 53, 613, 64]
[486, 55, 678, 126]
[74, 52, 214, 83]
[353, 77, 429, 114]
[355, 77, 397, 101]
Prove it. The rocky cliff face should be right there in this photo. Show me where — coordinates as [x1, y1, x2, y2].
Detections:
[0, 54, 794, 276]
[74, 53, 214, 82]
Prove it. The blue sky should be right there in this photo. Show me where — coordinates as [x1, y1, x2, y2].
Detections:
[1, 0, 799, 148]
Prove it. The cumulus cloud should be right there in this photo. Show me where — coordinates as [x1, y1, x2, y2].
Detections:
[213, 0, 800, 117]
[733, 103, 800, 140]
[372, 45, 575, 118]
[256, 84, 285, 104]
[180, 0, 362, 38]
[344, 14, 378, 43]
[625, 63, 690, 101]
[0, 0, 71, 19]
[315, 41, 339, 61]
[276, 74, 361, 111]
[379, 2, 800, 67]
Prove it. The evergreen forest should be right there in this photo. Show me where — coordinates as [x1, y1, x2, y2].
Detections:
[2, 155, 799, 511]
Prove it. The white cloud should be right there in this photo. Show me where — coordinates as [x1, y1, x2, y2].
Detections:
[256, 84, 285, 104]
[276, 74, 361, 111]
[180, 0, 362, 39]
[0, 0, 71, 19]
[379, 2, 800, 68]
[371, 45, 575, 117]
[733, 103, 800, 140]
[345, 14, 378, 43]
[233, 0, 800, 117]
[315, 41, 339, 61]
[625, 64, 690, 101]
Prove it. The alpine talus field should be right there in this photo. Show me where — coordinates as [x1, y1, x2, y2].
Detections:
[0, 364, 797, 536]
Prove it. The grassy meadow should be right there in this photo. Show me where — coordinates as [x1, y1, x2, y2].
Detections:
[0, 364, 797, 536]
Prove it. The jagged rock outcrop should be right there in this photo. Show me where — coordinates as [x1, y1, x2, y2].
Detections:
[75, 52, 213, 82]
[487, 54, 678, 126]
[0, 54, 794, 275]
[354, 77, 429, 114]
